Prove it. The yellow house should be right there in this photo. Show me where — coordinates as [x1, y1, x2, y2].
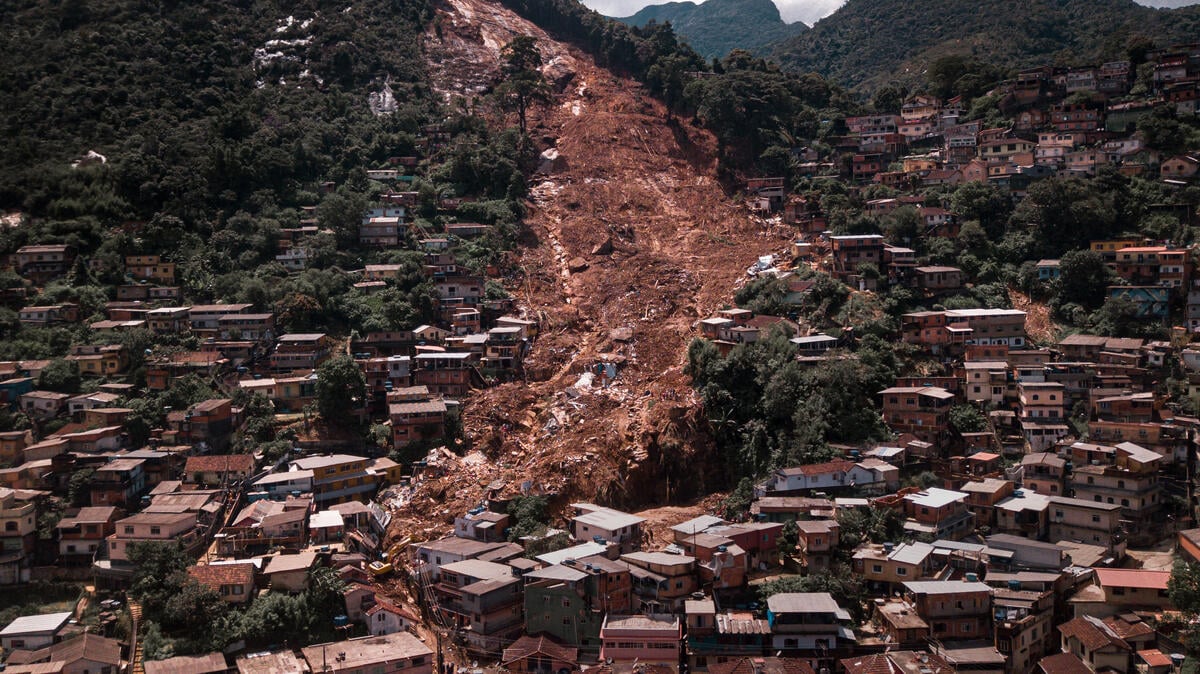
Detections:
[125, 255, 177, 283]
[289, 454, 379, 505]
[66, 345, 127, 376]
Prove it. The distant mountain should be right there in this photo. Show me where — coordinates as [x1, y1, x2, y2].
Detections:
[769, 0, 1200, 90]
[614, 0, 808, 59]
[1136, 0, 1200, 7]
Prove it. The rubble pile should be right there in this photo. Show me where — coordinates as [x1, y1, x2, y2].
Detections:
[394, 0, 791, 546]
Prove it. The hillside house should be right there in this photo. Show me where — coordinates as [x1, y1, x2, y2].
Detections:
[903, 580, 993, 641]
[435, 558, 523, 654]
[20, 391, 69, 420]
[765, 593, 856, 668]
[188, 562, 256, 605]
[501, 635, 578, 674]
[902, 488, 975, 540]
[359, 216, 403, 247]
[0, 612, 73, 651]
[65, 344, 127, 376]
[365, 599, 417, 636]
[389, 398, 447, 449]
[829, 235, 885, 280]
[106, 512, 199, 563]
[124, 254, 176, 283]
[3, 632, 125, 674]
[11, 245, 75, 283]
[218, 313, 275, 342]
[300, 632, 432, 674]
[599, 615, 681, 669]
[185, 454, 255, 486]
[570, 504, 645, 553]
[270, 333, 333, 371]
[413, 352, 477, 397]
[879, 386, 954, 446]
[146, 306, 191, 334]
[289, 454, 379, 506]
[1161, 155, 1199, 180]
[853, 541, 937, 593]
[913, 266, 964, 291]
[18, 304, 78, 326]
[55, 507, 119, 566]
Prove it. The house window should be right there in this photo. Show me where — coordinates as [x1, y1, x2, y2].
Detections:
[872, 565, 883, 573]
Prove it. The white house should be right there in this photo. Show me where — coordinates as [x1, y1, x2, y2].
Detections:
[759, 459, 897, 495]
[0, 611, 73, 651]
[366, 600, 417, 636]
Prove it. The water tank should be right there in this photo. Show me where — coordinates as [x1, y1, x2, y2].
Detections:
[965, 572, 979, 582]
[1008, 579, 1021, 591]
[883, 542, 895, 553]
[333, 615, 349, 627]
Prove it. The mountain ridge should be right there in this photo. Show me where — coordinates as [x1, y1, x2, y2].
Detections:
[769, 0, 1200, 90]
[613, 0, 807, 59]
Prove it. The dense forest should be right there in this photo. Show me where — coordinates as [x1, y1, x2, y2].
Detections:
[770, 0, 1200, 90]
[0, 0, 536, 354]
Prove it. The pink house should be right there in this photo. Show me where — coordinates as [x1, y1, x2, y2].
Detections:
[599, 614, 681, 667]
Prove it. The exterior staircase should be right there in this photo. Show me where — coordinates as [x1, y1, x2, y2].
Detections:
[128, 597, 144, 674]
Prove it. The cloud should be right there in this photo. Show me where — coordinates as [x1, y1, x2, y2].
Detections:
[580, 0, 846, 22]
[584, 0, 1196, 24]
[773, 0, 845, 24]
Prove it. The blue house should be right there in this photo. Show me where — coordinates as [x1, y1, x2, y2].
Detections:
[1036, 259, 1061, 281]
[0, 377, 34, 409]
[1108, 285, 1170, 317]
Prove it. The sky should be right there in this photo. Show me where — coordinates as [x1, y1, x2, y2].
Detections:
[588, 0, 1199, 27]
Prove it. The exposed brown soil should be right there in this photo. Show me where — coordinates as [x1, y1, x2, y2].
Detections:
[390, 0, 792, 543]
[1009, 288, 1059, 345]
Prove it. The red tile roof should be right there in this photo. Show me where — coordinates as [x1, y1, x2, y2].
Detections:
[365, 599, 418, 622]
[184, 454, 254, 474]
[1103, 615, 1155, 640]
[841, 654, 898, 674]
[501, 635, 578, 667]
[1058, 615, 1130, 652]
[1094, 568, 1170, 590]
[187, 562, 255, 592]
[710, 658, 817, 674]
[1038, 653, 1093, 674]
[1139, 650, 1174, 668]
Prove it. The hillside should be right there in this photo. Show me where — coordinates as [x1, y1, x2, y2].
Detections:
[0, 0, 782, 531]
[387, 0, 792, 539]
[0, 0, 434, 219]
[614, 0, 807, 59]
[770, 0, 1200, 90]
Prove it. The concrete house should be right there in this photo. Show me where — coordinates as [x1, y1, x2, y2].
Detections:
[0, 612, 73, 651]
[569, 503, 645, 553]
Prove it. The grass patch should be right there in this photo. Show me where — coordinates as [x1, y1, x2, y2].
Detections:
[0, 581, 85, 627]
